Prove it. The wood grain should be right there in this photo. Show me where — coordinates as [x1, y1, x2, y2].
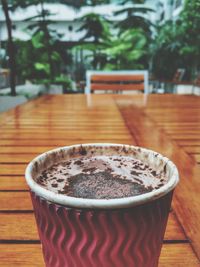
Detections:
[0, 244, 199, 267]
[0, 176, 27, 190]
[0, 132, 131, 140]
[0, 146, 55, 154]
[91, 83, 144, 91]
[0, 192, 32, 210]
[0, 94, 199, 265]
[0, 139, 134, 147]
[0, 164, 26, 175]
[0, 244, 45, 267]
[90, 74, 145, 91]
[0, 154, 37, 163]
[115, 95, 200, 260]
[193, 154, 200, 163]
[182, 146, 200, 154]
[0, 213, 38, 240]
[91, 74, 144, 82]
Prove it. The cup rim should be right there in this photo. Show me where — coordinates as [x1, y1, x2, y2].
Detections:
[25, 143, 179, 209]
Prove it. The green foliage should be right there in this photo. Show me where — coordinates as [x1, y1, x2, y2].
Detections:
[15, 33, 71, 85]
[34, 62, 50, 74]
[15, 40, 35, 82]
[76, 13, 111, 43]
[54, 74, 74, 92]
[102, 29, 147, 70]
[74, 12, 111, 69]
[152, 0, 200, 80]
[74, 2, 151, 71]
[179, 0, 200, 71]
[13, 0, 72, 88]
[151, 21, 183, 79]
[114, 6, 154, 38]
[31, 32, 45, 49]
[9, 0, 200, 85]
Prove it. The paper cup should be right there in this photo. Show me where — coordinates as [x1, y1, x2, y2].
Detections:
[25, 144, 179, 267]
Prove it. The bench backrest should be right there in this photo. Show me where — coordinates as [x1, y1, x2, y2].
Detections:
[85, 70, 149, 94]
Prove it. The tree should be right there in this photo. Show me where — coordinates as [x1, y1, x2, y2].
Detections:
[76, 13, 110, 43]
[102, 28, 148, 70]
[13, 0, 76, 86]
[114, 1, 154, 38]
[1, 0, 16, 96]
[152, 0, 200, 80]
[15, 0, 60, 81]
[151, 20, 184, 80]
[75, 12, 111, 69]
[179, 0, 200, 75]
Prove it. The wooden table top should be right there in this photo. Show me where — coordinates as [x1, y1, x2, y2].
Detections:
[0, 94, 200, 266]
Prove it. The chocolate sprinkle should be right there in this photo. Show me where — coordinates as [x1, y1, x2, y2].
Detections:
[65, 171, 152, 199]
[36, 154, 167, 199]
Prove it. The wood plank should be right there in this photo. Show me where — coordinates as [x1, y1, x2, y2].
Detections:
[4, 120, 127, 125]
[0, 212, 185, 241]
[4, 121, 129, 126]
[0, 176, 27, 190]
[145, 107, 200, 113]
[183, 146, 200, 154]
[0, 94, 199, 265]
[147, 110, 200, 116]
[0, 126, 127, 132]
[91, 74, 144, 82]
[0, 95, 48, 127]
[0, 164, 26, 175]
[0, 244, 199, 267]
[0, 213, 38, 240]
[156, 124, 200, 129]
[159, 244, 200, 267]
[0, 244, 45, 267]
[175, 140, 200, 146]
[148, 116, 200, 123]
[0, 192, 32, 210]
[0, 132, 130, 140]
[116, 98, 200, 260]
[91, 83, 144, 91]
[0, 139, 135, 147]
[193, 154, 200, 163]
[0, 154, 37, 163]
[170, 134, 200, 140]
[157, 122, 200, 127]
[20, 110, 126, 115]
[0, 146, 55, 154]
[162, 129, 200, 134]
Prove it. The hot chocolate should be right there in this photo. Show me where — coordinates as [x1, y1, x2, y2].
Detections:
[36, 155, 167, 199]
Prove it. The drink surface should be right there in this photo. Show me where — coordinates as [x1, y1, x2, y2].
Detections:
[36, 155, 167, 199]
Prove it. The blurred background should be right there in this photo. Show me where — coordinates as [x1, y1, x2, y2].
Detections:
[0, 0, 200, 110]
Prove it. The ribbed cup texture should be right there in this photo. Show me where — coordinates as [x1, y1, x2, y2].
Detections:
[31, 192, 173, 267]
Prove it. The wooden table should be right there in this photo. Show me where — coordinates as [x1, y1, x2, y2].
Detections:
[0, 94, 200, 266]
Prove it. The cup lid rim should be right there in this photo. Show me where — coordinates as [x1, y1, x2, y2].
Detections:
[25, 143, 179, 209]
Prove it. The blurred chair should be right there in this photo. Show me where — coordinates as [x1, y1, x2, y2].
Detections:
[85, 70, 149, 94]
[153, 68, 185, 94]
[0, 68, 10, 89]
[192, 72, 200, 94]
[172, 68, 185, 93]
[173, 68, 185, 83]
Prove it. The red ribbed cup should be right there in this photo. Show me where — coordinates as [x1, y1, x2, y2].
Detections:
[31, 191, 172, 267]
[25, 144, 179, 267]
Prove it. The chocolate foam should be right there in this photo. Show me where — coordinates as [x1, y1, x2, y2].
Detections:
[36, 155, 167, 199]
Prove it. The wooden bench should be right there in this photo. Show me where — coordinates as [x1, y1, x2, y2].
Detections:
[85, 70, 149, 94]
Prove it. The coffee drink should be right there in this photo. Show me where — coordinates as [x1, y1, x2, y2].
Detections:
[36, 155, 167, 199]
